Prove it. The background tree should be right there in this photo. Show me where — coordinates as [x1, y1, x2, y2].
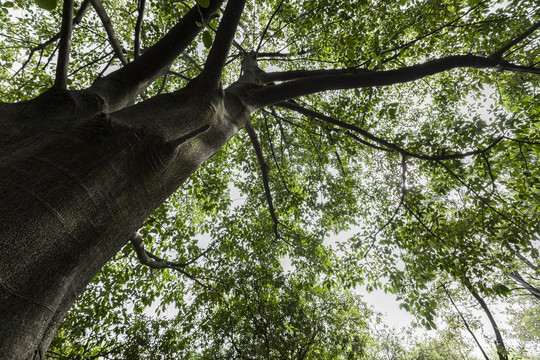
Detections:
[0, 0, 538, 358]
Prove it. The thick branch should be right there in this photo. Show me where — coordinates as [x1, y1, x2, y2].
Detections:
[90, 0, 224, 110]
[199, 0, 246, 90]
[259, 67, 373, 84]
[248, 55, 505, 108]
[53, 0, 75, 90]
[90, 0, 128, 66]
[491, 19, 540, 59]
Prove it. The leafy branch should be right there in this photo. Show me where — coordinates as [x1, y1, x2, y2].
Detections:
[130, 233, 211, 288]
[279, 100, 504, 161]
[491, 19, 540, 59]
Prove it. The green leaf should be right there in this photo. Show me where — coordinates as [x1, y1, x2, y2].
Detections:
[202, 30, 213, 49]
[35, 0, 57, 11]
[196, 0, 210, 8]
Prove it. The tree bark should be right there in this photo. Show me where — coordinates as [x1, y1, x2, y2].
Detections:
[0, 84, 249, 359]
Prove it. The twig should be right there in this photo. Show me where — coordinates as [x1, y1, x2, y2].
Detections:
[361, 156, 406, 259]
[436, 160, 531, 236]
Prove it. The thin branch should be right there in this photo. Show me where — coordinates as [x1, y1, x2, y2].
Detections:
[90, 0, 128, 66]
[12, 0, 88, 81]
[504, 136, 540, 146]
[255, 0, 284, 54]
[402, 201, 453, 249]
[482, 152, 496, 195]
[244, 119, 280, 238]
[509, 271, 540, 301]
[262, 111, 302, 202]
[182, 51, 204, 71]
[517, 253, 540, 272]
[130, 233, 209, 287]
[31, 0, 90, 53]
[198, 0, 246, 90]
[168, 70, 192, 81]
[463, 279, 508, 360]
[279, 100, 504, 161]
[157, 73, 169, 95]
[259, 67, 373, 84]
[380, 1, 488, 58]
[517, 141, 531, 175]
[496, 61, 540, 74]
[96, 53, 116, 78]
[436, 160, 531, 236]
[134, 0, 146, 59]
[69, 49, 113, 77]
[340, 130, 392, 152]
[256, 50, 310, 58]
[491, 19, 540, 59]
[54, 0, 75, 90]
[442, 284, 490, 360]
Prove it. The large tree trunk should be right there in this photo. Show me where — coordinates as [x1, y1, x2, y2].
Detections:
[0, 86, 248, 359]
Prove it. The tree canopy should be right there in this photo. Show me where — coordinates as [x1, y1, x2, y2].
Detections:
[0, 0, 538, 358]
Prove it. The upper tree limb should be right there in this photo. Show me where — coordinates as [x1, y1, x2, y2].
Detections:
[247, 55, 504, 108]
[89, 0, 225, 111]
[246, 16, 540, 108]
[197, 0, 247, 91]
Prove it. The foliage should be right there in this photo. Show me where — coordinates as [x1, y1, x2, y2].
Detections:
[0, 0, 538, 358]
[367, 326, 481, 360]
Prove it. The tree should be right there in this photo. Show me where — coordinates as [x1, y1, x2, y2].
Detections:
[0, 0, 538, 358]
[507, 296, 540, 359]
[48, 269, 374, 359]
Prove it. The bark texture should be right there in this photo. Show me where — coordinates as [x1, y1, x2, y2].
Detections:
[0, 84, 249, 359]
